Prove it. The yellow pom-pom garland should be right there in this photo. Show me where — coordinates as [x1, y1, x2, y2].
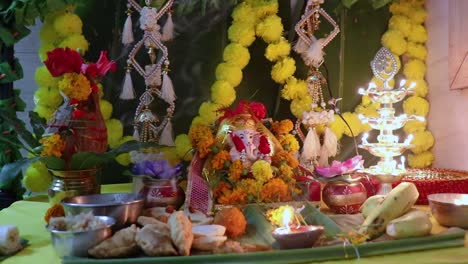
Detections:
[381, 0, 433, 168]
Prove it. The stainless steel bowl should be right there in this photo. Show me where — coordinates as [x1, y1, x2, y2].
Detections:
[428, 193, 468, 229]
[48, 216, 115, 257]
[62, 193, 145, 228]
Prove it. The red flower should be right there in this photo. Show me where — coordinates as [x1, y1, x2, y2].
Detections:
[81, 63, 99, 79]
[248, 101, 267, 120]
[72, 109, 86, 119]
[258, 135, 271, 154]
[231, 134, 245, 152]
[44, 48, 83, 77]
[219, 100, 267, 123]
[81, 51, 116, 80]
[69, 98, 80, 105]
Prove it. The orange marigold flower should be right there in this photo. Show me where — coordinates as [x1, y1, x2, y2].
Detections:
[218, 188, 247, 205]
[39, 134, 65, 158]
[228, 159, 244, 182]
[211, 150, 231, 170]
[44, 204, 65, 224]
[261, 178, 291, 203]
[189, 124, 215, 158]
[58, 72, 91, 101]
[278, 164, 294, 181]
[271, 119, 294, 136]
[237, 178, 260, 199]
[278, 134, 300, 153]
[214, 181, 232, 199]
[272, 150, 299, 168]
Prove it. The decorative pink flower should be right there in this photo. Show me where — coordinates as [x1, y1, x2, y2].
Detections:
[315, 155, 363, 178]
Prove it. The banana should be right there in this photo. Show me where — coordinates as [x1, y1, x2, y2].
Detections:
[360, 195, 386, 218]
[386, 209, 432, 239]
[358, 182, 419, 240]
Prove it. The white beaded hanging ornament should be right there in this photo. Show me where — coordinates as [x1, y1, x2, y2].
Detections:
[125, 0, 176, 145]
[294, 0, 340, 168]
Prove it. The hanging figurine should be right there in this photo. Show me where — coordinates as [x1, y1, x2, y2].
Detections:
[122, 0, 176, 145]
[293, 0, 340, 169]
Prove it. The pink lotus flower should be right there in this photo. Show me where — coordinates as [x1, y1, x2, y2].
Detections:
[315, 155, 364, 178]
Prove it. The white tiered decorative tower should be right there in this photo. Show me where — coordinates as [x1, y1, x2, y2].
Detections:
[358, 47, 424, 195]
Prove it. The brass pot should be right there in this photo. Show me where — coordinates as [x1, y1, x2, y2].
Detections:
[48, 168, 101, 204]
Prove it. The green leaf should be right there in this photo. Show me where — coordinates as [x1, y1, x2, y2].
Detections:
[341, 0, 360, 8]
[0, 26, 15, 46]
[371, 0, 393, 9]
[0, 108, 40, 149]
[0, 58, 23, 83]
[13, 89, 26, 111]
[239, 205, 276, 248]
[301, 202, 342, 239]
[0, 157, 39, 190]
[69, 141, 158, 170]
[40, 156, 65, 170]
[28, 111, 46, 140]
[70, 152, 113, 170]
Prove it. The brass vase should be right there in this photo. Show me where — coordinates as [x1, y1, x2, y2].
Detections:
[48, 168, 101, 204]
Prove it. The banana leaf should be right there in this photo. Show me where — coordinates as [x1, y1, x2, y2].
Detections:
[63, 228, 466, 264]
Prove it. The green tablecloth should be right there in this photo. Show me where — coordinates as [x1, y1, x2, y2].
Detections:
[0, 184, 466, 264]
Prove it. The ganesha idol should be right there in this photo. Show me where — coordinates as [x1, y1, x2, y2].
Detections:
[215, 105, 282, 167]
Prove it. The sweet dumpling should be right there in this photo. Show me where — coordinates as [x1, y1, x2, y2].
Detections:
[88, 224, 139, 258]
[168, 211, 193, 256]
[136, 224, 177, 256]
[137, 216, 170, 236]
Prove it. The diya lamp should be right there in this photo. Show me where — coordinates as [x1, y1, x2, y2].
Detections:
[271, 206, 324, 250]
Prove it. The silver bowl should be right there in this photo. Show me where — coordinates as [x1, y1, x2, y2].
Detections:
[48, 216, 115, 257]
[62, 193, 145, 228]
[428, 193, 468, 229]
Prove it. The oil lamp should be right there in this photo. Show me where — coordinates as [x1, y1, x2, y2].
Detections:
[270, 206, 324, 249]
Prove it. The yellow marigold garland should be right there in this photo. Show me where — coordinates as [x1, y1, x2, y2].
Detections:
[385, 0, 433, 168]
[174, 0, 432, 170]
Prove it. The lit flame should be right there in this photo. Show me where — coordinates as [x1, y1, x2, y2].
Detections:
[400, 79, 406, 87]
[282, 207, 294, 231]
[362, 133, 369, 144]
[404, 134, 414, 145]
[398, 156, 406, 170]
[415, 116, 426, 122]
[454, 196, 468, 205]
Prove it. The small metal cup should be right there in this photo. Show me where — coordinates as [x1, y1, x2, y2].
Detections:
[48, 216, 115, 257]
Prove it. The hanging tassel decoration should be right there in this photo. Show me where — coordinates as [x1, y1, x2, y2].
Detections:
[133, 127, 140, 140]
[122, 6, 134, 45]
[120, 67, 135, 100]
[161, 12, 174, 42]
[161, 71, 176, 103]
[293, 37, 309, 55]
[301, 36, 325, 68]
[301, 128, 321, 161]
[318, 127, 338, 166]
[159, 121, 175, 146]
